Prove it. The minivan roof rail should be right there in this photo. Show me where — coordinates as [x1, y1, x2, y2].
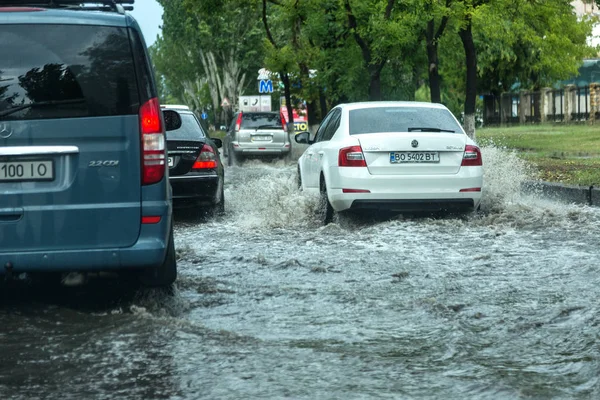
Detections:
[0, 1, 135, 12]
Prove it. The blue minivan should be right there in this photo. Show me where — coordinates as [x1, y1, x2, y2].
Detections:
[0, 1, 176, 287]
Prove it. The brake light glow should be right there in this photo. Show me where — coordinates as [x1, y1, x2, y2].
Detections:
[142, 216, 161, 224]
[339, 145, 367, 167]
[192, 144, 217, 169]
[139, 97, 166, 185]
[461, 145, 482, 166]
[235, 113, 243, 131]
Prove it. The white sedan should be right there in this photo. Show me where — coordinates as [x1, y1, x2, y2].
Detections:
[295, 101, 483, 224]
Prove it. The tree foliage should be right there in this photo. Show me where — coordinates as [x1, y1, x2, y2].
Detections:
[150, 0, 597, 132]
[152, 0, 263, 125]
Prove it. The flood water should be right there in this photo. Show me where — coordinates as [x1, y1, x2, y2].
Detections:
[1, 146, 599, 399]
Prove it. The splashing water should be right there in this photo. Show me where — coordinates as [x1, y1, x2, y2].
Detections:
[224, 160, 320, 230]
[479, 145, 535, 212]
[218, 147, 599, 232]
[475, 144, 600, 230]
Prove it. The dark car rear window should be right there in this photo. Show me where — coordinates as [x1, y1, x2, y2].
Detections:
[0, 24, 140, 121]
[240, 112, 282, 129]
[349, 107, 463, 134]
[166, 113, 206, 141]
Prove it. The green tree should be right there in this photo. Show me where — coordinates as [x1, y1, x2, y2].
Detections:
[476, 0, 596, 95]
[154, 0, 264, 125]
[343, 0, 421, 101]
[422, 0, 454, 103]
[261, 0, 299, 127]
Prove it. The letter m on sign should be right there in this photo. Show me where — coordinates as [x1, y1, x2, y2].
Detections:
[259, 80, 273, 93]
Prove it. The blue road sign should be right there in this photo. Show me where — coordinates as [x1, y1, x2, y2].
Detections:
[259, 79, 274, 93]
[201, 112, 208, 120]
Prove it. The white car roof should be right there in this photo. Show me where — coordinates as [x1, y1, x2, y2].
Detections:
[161, 104, 191, 110]
[336, 101, 448, 111]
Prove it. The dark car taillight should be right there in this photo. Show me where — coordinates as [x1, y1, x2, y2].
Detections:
[192, 144, 217, 169]
[339, 145, 367, 167]
[461, 145, 482, 166]
[140, 97, 166, 185]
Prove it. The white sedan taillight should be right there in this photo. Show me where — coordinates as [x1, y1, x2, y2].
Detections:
[338, 145, 367, 167]
[139, 97, 166, 185]
[461, 145, 482, 166]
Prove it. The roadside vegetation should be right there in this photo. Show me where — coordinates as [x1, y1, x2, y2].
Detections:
[477, 124, 600, 186]
[151, 0, 596, 139]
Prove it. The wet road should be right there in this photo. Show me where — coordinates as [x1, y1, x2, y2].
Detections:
[1, 147, 600, 399]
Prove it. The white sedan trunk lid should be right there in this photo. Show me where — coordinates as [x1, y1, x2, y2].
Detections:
[356, 132, 467, 175]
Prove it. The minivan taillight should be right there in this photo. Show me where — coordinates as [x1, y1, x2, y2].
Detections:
[338, 145, 367, 167]
[461, 145, 482, 167]
[140, 97, 166, 185]
[235, 113, 243, 131]
[192, 144, 217, 169]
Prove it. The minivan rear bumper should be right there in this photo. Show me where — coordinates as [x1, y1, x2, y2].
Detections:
[0, 214, 171, 274]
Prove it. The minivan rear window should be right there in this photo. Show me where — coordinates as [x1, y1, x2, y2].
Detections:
[240, 113, 282, 129]
[349, 107, 463, 134]
[0, 24, 140, 121]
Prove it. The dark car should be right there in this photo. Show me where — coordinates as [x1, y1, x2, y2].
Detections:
[162, 106, 225, 217]
[224, 111, 290, 165]
[0, 0, 176, 288]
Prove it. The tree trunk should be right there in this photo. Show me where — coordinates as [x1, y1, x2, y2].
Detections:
[426, 19, 442, 103]
[345, 0, 394, 102]
[198, 49, 223, 125]
[319, 91, 327, 121]
[368, 64, 384, 101]
[281, 72, 294, 133]
[424, 4, 450, 104]
[459, 19, 477, 139]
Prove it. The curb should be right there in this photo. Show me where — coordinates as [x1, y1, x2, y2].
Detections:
[521, 181, 594, 206]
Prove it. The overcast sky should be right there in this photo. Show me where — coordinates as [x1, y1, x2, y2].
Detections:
[130, 0, 163, 47]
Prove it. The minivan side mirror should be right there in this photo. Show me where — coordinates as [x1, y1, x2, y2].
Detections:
[294, 131, 312, 145]
[163, 110, 182, 131]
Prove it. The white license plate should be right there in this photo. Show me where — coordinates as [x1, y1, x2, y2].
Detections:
[390, 152, 440, 163]
[0, 160, 54, 182]
[252, 135, 271, 141]
[168, 157, 174, 167]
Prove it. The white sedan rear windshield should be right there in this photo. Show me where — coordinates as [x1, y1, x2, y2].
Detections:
[349, 107, 463, 135]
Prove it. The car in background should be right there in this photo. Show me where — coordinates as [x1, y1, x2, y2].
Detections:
[295, 101, 484, 224]
[0, 1, 176, 287]
[162, 106, 225, 217]
[224, 111, 290, 165]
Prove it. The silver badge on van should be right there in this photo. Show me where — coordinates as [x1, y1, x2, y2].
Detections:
[0, 123, 13, 139]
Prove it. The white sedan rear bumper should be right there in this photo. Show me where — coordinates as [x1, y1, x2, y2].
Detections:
[326, 166, 483, 212]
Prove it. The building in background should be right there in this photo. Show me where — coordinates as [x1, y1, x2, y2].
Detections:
[572, 0, 598, 16]
[571, 1, 600, 47]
